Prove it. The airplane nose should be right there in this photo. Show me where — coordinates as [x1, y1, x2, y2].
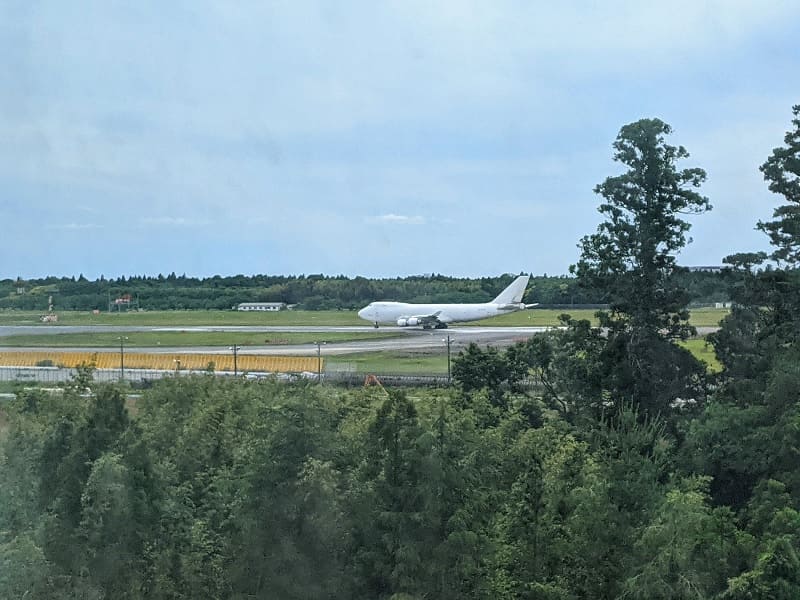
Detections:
[357, 307, 367, 319]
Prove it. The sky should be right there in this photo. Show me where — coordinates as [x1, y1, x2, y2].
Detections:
[1, 1, 798, 280]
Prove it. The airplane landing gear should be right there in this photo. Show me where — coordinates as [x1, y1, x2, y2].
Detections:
[374, 322, 379, 328]
[435, 322, 448, 329]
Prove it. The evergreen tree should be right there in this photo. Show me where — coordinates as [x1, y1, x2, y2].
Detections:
[622, 478, 745, 599]
[758, 104, 800, 265]
[571, 118, 711, 416]
[452, 342, 530, 410]
[350, 390, 432, 598]
[700, 105, 800, 508]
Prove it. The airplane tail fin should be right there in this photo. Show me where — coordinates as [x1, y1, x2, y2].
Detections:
[492, 275, 530, 304]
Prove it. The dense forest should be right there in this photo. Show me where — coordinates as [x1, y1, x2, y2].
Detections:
[1, 107, 799, 598]
[0, 270, 730, 312]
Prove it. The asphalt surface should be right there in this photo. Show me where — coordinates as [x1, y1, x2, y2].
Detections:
[0, 324, 719, 357]
[0, 325, 554, 356]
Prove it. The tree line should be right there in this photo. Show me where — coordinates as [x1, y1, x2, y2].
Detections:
[0, 269, 729, 312]
[1, 105, 798, 598]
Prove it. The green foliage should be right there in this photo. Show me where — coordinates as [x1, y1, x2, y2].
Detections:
[351, 390, 429, 597]
[573, 118, 711, 339]
[0, 270, 730, 311]
[523, 316, 607, 420]
[622, 478, 745, 599]
[567, 119, 711, 419]
[0, 536, 61, 598]
[0, 371, 793, 599]
[722, 536, 800, 600]
[710, 107, 800, 396]
[491, 423, 613, 598]
[70, 361, 97, 391]
[710, 265, 800, 386]
[758, 104, 800, 265]
[452, 342, 529, 408]
[593, 407, 673, 525]
[685, 352, 800, 508]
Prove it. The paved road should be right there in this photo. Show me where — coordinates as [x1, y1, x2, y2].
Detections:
[0, 325, 554, 356]
[0, 324, 718, 357]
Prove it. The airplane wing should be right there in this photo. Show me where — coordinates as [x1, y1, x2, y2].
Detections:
[415, 312, 444, 327]
[397, 311, 448, 328]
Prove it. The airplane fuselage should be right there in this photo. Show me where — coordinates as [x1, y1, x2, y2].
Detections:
[357, 301, 526, 328]
[358, 274, 533, 328]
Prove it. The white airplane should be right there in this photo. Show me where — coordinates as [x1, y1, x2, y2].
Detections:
[357, 275, 536, 329]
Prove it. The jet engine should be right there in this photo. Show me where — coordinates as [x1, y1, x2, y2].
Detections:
[396, 317, 420, 327]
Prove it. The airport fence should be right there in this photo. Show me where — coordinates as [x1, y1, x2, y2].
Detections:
[322, 371, 543, 390]
[0, 366, 193, 384]
[0, 366, 543, 390]
[0, 351, 320, 374]
[0, 366, 323, 385]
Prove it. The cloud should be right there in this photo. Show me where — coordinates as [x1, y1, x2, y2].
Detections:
[1, 2, 798, 278]
[139, 217, 212, 227]
[367, 214, 427, 225]
[46, 223, 103, 230]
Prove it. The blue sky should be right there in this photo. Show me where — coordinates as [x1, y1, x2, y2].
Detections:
[2, 1, 798, 279]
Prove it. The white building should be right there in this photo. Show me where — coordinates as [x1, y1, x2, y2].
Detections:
[236, 302, 286, 312]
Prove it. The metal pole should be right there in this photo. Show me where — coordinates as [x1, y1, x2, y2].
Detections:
[316, 342, 321, 382]
[446, 334, 451, 385]
[230, 344, 239, 376]
[118, 336, 128, 382]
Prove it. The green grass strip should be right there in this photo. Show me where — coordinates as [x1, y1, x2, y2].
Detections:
[0, 331, 399, 348]
[0, 307, 729, 328]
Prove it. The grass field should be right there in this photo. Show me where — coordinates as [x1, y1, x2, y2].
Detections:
[480, 307, 730, 328]
[0, 307, 730, 328]
[328, 351, 449, 375]
[679, 338, 722, 372]
[0, 330, 399, 348]
[330, 337, 724, 376]
[0, 309, 364, 327]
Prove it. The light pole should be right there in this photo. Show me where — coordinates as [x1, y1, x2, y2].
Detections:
[443, 334, 452, 385]
[229, 344, 240, 376]
[315, 341, 325, 383]
[117, 336, 129, 382]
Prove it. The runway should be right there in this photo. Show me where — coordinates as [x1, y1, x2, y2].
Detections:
[0, 325, 553, 356]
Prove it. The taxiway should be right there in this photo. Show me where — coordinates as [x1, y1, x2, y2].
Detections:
[0, 325, 553, 356]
